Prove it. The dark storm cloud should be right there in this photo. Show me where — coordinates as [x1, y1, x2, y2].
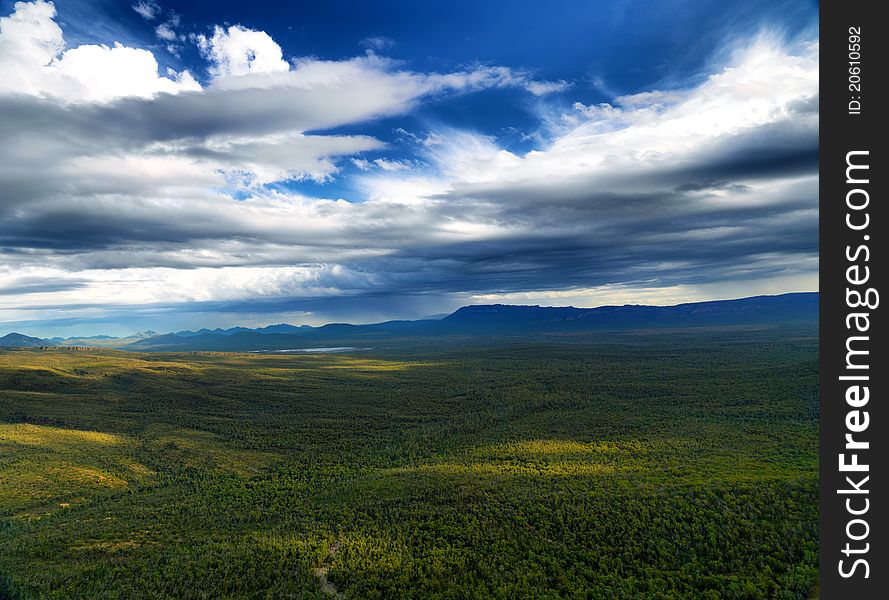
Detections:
[0, 154, 817, 297]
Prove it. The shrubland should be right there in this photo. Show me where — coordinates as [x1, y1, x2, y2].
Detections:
[0, 326, 818, 598]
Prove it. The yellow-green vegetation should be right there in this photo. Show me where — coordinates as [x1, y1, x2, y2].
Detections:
[0, 423, 146, 517]
[0, 327, 818, 598]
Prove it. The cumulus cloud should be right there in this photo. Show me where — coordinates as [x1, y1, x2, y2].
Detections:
[0, 1, 819, 332]
[196, 25, 290, 78]
[0, 0, 199, 102]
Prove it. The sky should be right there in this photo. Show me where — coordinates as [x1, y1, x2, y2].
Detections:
[0, 0, 819, 337]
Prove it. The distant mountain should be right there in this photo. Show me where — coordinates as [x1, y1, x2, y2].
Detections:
[130, 330, 158, 339]
[0, 333, 55, 348]
[5, 293, 816, 352]
[438, 293, 819, 333]
[4, 324, 311, 350]
[128, 293, 817, 352]
[46, 331, 161, 348]
[255, 323, 313, 334]
[172, 327, 251, 337]
[131, 322, 381, 352]
[169, 323, 312, 337]
[170, 325, 309, 337]
[421, 313, 451, 320]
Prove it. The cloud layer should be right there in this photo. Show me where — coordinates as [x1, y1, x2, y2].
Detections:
[0, 1, 818, 334]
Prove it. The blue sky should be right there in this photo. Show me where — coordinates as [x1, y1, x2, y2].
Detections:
[0, 0, 818, 337]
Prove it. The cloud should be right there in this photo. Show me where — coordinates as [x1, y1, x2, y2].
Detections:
[410, 35, 818, 188]
[346, 35, 818, 298]
[360, 36, 395, 52]
[419, 64, 572, 99]
[525, 79, 571, 96]
[0, 19, 581, 203]
[196, 25, 290, 78]
[469, 273, 819, 308]
[352, 157, 414, 172]
[155, 22, 177, 42]
[0, 0, 199, 102]
[0, 2, 819, 332]
[52, 42, 199, 100]
[0, 264, 375, 308]
[131, 0, 161, 21]
[134, 3, 184, 53]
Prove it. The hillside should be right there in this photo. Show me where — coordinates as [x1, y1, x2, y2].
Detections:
[0, 333, 54, 348]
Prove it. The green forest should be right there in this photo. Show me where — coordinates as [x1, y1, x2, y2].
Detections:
[0, 327, 818, 598]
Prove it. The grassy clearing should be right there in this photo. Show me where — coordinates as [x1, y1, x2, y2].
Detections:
[0, 423, 149, 517]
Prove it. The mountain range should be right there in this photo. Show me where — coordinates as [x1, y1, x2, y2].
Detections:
[170, 324, 311, 337]
[0, 292, 817, 351]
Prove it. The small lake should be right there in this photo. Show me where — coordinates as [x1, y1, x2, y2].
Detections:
[249, 347, 367, 354]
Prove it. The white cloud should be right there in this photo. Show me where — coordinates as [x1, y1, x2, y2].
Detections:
[0, 263, 381, 320]
[379, 35, 819, 190]
[525, 79, 571, 96]
[373, 158, 412, 171]
[0, 0, 63, 89]
[420, 64, 570, 98]
[196, 25, 290, 78]
[155, 22, 177, 41]
[131, 0, 161, 21]
[52, 43, 200, 100]
[549, 35, 818, 164]
[405, 129, 521, 182]
[0, 0, 199, 102]
[145, 6, 182, 49]
[351, 157, 414, 172]
[196, 131, 385, 184]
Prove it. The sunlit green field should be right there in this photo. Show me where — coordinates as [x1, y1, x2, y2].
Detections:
[0, 328, 818, 599]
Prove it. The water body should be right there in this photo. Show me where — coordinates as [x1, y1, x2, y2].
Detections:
[249, 347, 366, 354]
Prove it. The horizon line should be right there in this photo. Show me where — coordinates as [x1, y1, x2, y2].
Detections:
[1, 290, 818, 340]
